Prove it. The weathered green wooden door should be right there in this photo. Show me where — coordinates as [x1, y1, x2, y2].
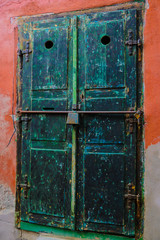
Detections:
[17, 9, 140, 237]
[76, 10, 138, 236]
[17, 17, 73, 229]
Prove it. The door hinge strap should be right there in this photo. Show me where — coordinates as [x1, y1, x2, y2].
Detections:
[125, 30, 142, 56]
[17, 175, 30, 199]
[125, 183, 141, 218]
[18, 41, 32, 69]
[18, 113, 32, 131]
[126, 108, 143, 133]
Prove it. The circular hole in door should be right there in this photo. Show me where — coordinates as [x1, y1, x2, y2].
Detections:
[101, 35, 111, 45]
[45, 40, 53, 49]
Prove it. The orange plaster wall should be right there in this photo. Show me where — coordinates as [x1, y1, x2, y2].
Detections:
[144, 0, 160, 148]
[0, 0, 159, 194]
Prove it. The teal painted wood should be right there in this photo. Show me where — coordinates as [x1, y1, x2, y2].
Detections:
[17, 8, 138, 237]
[20, 17, 73, 229]
[124, 10, 137, 236]
[20, 22, 32, 223]
[77, 9, 137, 236]
[20, 222, 135, 240]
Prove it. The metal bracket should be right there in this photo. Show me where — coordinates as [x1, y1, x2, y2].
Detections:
[67, 112, 79, 125]
[124, 183, 140, 217]
[125, 30, 141, 56]
[126, 108, 143, 134]
[18, 113, 31, 131]
[126, 114, 137, 134]
[18, 41, 32, 68]
[17, 175, 30, 199]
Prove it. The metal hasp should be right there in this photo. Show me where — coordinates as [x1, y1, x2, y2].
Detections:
[19, 114, 31, 131]
[17, 175, 30, 199]
[125, 30, 141, 56]
[67, 112, 79, 125]
[18, 41, 32, 68]
[126, 109, 143, 134]
[124, 183, 140, 218]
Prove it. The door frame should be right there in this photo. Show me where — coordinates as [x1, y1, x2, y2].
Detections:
[15, 2, 145, 239]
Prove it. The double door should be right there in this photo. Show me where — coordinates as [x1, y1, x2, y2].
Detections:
[17, 9, 140, 237]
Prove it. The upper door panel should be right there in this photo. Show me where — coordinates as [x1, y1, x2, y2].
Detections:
[78, 9, 137, 111]
[32, 19, 69, 90]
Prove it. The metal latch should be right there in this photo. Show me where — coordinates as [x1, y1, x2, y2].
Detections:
[21, 115, 31, 131]
[17, 175, 30, 199]
[125, 183, 140, 217]
[18, 41, 32, 69]
[67, 112, 79, 125]
[125, 30, 141, 56]
[67, 103, 80, 125]
[17, 111, 31, 131]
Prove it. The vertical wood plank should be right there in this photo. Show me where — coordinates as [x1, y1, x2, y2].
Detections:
[71, 16, 77, 230]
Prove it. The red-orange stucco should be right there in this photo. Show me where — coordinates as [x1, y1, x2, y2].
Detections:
[0, 0, 159, 194]
[144, 0, 160, 148]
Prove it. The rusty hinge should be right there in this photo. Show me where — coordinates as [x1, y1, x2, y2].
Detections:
[125, 30, 141, 56]
[126, 108, 143, 134]
[17, 175, 30, 199]
[125, 183, 141, 218]
[18, 41, 32, 69]
[17, 110, 31, 131]
[15, 211, 21, 228]
[21, 115, 31, 131]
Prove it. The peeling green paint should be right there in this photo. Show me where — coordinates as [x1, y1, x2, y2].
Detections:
[20, 222, 135, 240]
[16, 5, 143, 240]
[71, 16, 78, 230]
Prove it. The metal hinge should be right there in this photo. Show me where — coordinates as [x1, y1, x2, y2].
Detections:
[17, 175, 30, 199]
[18, 41, 32, 69]
[126, 108, 143, 134]
[17, 111, 31, 131]
[125, 30, 142, 56]
[125, 183, 141, 218]
[15, 211, 21, 228]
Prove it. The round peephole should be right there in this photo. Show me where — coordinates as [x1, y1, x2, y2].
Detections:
[101, 35, 111, 45]
[45, 40, 53, 49]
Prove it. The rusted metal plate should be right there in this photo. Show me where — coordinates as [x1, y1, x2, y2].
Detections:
[67, 113, 79, 125]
